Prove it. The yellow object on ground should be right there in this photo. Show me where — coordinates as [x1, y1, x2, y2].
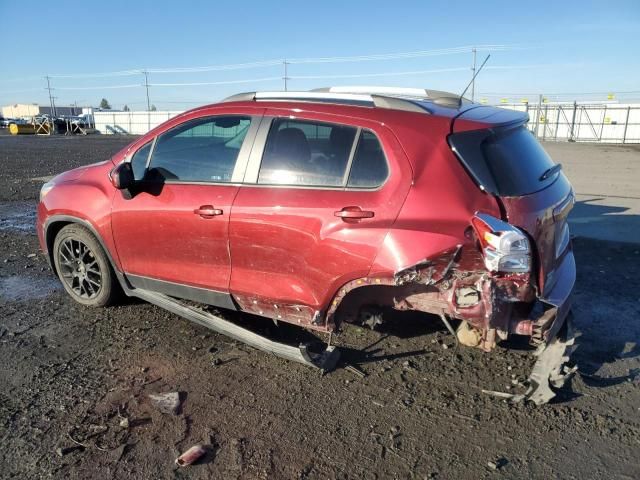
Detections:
[9, 123, 36, 135]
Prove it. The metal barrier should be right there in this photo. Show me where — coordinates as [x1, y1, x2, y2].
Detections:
[499, 102, 640, 144]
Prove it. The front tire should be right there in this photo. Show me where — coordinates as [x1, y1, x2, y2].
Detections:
[53, 224, 120, 307]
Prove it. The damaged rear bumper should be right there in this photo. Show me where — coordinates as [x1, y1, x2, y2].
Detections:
[484, 250, 578, 405]
[537, 250, 576, 343]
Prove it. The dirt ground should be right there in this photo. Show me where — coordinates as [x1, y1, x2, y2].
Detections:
[1, 134, 639, 480]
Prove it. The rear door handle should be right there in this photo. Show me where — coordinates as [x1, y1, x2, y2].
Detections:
[334, 206, 375, 220]
[194, 205, 223, 218]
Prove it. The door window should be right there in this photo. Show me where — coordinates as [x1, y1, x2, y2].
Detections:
[148, 116, 251, 182]
[258, 118, 357, 187]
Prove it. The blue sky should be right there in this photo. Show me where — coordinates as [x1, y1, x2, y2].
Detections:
[0, 0, 638, 110]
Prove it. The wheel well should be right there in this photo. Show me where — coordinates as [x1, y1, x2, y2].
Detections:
[45, 218, 128, 292]
[329, 280, 450, 328]
[45, 220, 73, 275]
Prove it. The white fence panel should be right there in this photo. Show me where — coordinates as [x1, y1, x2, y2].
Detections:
[94, 105, 640, 143]
[93, 111, 183, 135]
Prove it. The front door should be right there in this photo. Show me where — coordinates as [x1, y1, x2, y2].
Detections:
[111, 114, 259, 305]
[228, 113, 412, 327]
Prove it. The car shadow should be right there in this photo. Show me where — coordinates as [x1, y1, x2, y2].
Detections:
[567, 235, 640, 392]
[569, 196, 640, 244]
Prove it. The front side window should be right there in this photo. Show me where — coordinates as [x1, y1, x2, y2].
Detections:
[130, 141, 152, 181]
[258, 118, 357, 187]
[147, 116, 251, 182]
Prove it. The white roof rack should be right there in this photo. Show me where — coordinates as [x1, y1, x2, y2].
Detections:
[317, 86, 430, 97]
[220, 87, 468, 113]
[254, 91, 373, 103]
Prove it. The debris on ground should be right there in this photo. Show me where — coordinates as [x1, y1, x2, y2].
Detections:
[148, 392, 182, 415]
[175, 444, 206, 467]
[56, 445, 83, 457]
[487, 457, 509, 470]
[345, 364, 366, 378]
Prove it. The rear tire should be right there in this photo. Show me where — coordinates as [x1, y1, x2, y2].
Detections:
[53, 224, 121, 307]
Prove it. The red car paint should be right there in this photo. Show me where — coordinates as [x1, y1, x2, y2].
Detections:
[37, 95, 575, 350]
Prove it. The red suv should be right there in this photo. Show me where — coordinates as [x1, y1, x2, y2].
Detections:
[37, 87, 576, 403]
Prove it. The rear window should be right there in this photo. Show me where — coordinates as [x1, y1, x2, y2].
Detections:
[450, 126, 558, 196]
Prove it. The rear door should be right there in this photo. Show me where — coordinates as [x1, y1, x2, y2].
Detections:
[111, 114, 260, 305]
[228, 111, 412, 328]
[450, 119, 573, 296]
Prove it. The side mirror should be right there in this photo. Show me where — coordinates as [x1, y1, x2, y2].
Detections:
[110, 162, 135, 190]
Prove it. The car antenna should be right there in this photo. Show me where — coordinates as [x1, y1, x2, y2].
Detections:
[458, 54, 490, 105]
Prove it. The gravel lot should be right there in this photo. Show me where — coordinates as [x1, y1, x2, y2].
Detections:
[0, 134, 639, 479]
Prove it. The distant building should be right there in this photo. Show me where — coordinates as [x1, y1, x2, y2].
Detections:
[1, 103, 86, 118]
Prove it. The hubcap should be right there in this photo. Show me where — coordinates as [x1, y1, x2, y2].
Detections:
[57, 238, 101, 299]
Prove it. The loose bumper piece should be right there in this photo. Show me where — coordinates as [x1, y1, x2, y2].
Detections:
[483, 316, 577, 405]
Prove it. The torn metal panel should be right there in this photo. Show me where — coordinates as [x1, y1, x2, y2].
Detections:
[233, 293, 329, 332]
[327, 244, 538, 351]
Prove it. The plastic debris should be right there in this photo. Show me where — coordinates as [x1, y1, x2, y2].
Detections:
[148, 392, 182, 415]
[175, 444, 206, 467]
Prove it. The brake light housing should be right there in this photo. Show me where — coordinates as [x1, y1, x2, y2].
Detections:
[471, 213, 531, 273]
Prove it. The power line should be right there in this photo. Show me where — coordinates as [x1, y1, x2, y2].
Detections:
[48, 69, 141, 79]
[145, 59, 283, 74]
[289, 67, 469, 80]
[53, 84, 142, 91]
[287, 44, 514, 64]
[27, 44, 516, 80]
[149, 77, 281, 87]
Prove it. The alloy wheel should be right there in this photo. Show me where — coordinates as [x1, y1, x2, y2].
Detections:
[57, 238, 102, 299]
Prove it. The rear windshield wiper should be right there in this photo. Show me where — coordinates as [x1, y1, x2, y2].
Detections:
[539, 163, 562, 182]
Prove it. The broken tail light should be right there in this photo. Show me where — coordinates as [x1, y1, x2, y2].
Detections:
[471, 213, 531, 273]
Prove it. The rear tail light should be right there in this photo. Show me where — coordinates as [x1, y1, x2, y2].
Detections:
[471, 213, 531, 273]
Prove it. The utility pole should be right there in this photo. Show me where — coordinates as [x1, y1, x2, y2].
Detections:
[282, 60, 289, 91]
[142, 70, 151, 111]
[470, 48, 477, 102]
[143, 70, 151, 132]
[45, 76, 56, 117]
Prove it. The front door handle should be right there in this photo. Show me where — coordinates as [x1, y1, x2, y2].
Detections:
[194, 205, 223, 218]
[334, 206, 375, 221]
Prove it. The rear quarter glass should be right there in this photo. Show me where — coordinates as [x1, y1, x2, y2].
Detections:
[449, 125, 558, 196]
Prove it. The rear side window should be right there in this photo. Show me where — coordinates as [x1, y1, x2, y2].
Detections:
[258, 118, 357, 187]
[148, 116, 251, 182]
[450, 126, 558, 196]
[347, 131, 388, 188]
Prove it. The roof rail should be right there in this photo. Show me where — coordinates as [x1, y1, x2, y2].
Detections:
[313, 86, 470, 108]
[221, 90, 430, 114]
